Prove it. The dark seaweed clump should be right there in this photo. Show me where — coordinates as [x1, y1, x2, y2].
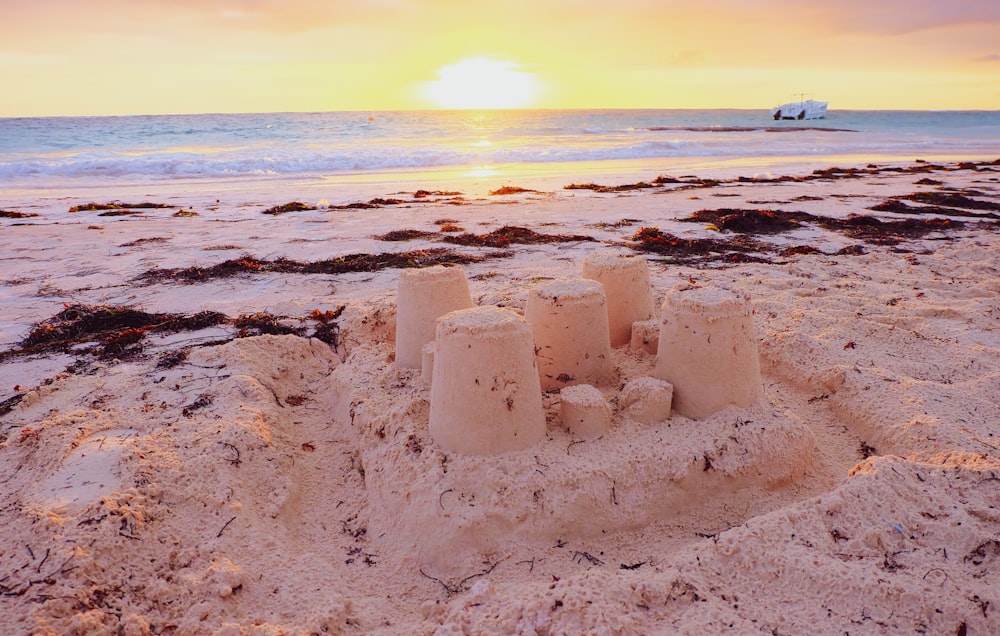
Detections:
[629, 226, 772, 265]
[565, 181, 658, 193]
[330, 197, 407, 210]
[817, 216, 966, 246]
[377, 229, 438, 242]
[262, 201, 317, 215]
[414, 189, 462, 198]
[135, 248, 499, 285]
[69, 201, 173, 213]
[681, 208, 816, 234]
[903, 191, 1000, 212]
[868, 191, 1000, 220]
[0, 209, 39, 219]
[11, 305, 228, 360]
[2, 303, 346, 365]
[443, 225, 595, 248]
[676, 206, 976, 249]
[490, 186, 539, 195]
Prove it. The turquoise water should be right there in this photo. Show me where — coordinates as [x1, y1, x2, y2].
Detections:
[2, 109, 999, 185]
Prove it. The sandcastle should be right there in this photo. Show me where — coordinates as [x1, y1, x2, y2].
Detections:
[581, 251, 656, 347]
[525, 278, 614, 390]
[395, 260, 762, 460]
[394, 265, 473, 369]
[428, 306, 546, 455]
[654, 287, 762, 419]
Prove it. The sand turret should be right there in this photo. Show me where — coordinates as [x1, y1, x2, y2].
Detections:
[582, 251, 656, 347]
[394, 265, 473, 369]
[654, 287, 762, 419]
[429, 307, 546, 455]
[525, 278, 614, 391]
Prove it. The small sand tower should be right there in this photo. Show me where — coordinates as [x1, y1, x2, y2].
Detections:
[525, 278, 614, 391]
[395, 265, 473, 369]
[581, 251, 656, 347]
[429, 307, 546, 455]
[653, 287, 762, 419]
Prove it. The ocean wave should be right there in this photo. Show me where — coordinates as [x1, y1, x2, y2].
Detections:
[3, 110, 999, 182]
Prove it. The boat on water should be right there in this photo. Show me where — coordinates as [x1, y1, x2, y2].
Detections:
[770, 98, 828, 121]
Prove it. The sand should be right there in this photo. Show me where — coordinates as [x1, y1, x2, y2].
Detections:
[1, 159, 999, 634]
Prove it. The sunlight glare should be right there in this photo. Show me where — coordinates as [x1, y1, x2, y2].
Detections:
[423, 58, 540, 110]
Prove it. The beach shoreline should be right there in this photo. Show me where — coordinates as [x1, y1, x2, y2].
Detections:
[1, 157, 999, 634]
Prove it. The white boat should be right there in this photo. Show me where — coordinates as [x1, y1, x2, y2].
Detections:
[770, 98, 828, 121]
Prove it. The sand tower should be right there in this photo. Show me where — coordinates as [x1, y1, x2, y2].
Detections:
[395, 265, 473, 369]
[581, 251, 656, 347]
[525, 278, 614, 391]
[653, 287, 762, 419]
[429, 307, 546, 455]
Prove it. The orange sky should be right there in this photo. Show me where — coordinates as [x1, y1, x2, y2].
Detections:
[1, 0, 998, 116]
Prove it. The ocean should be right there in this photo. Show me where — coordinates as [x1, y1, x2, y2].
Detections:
[2, 109, 999, 205]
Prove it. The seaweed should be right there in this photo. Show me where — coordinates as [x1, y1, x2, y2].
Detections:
[22, 305, 170, 348]
[564, 181, 657, 193]
[868, 200, 962, 217]
[681, 208, 814, 234]
[99, 328, 146, 358]
[155, 349, 189, 369]
[0, 392, 26, 417]
[330, 197, 406, 210]
[98, 210, 144, 217]
[780, 245, 824, 257]
[233, 312, 302, 338]
[629, 226, 772, 265]
[414, 189, 462, 198]
[444, 225, 595, 248]
[901, 191, 1000, 213]
[297, 249, 494, 274]
[262, 201, 317, 215]
[69, 202, 172, 213]
[1, 305, 225, 362]
[135, 248, 500, 285]
[3, 303, 346, 363]
[818, 215, 966, 245]
[490, 186, 539, 195]
[308, 307, 345, 348]
[154, 311, 229, 333]
[119, 237, 171, 247]
[376, 229, 438, 241]
[0, 209, 39, 219]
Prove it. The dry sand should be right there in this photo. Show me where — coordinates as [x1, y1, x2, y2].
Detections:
[1, 160, 999, 634]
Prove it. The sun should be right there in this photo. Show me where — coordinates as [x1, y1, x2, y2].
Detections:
[421, 57, 541, 110]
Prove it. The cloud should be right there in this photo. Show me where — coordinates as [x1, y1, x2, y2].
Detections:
[978, 53, 1000, 62]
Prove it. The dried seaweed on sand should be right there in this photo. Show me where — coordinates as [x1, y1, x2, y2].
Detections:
[444, 225, 595, 248]
[135, 248, 502, 285]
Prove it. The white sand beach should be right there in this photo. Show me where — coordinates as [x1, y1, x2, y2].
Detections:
[1, 158, 999, 634]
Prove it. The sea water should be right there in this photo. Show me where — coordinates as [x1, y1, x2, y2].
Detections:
[2, 109, 999, 202]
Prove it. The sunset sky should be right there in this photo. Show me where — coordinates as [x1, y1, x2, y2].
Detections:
[2, 0, 999, 117]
